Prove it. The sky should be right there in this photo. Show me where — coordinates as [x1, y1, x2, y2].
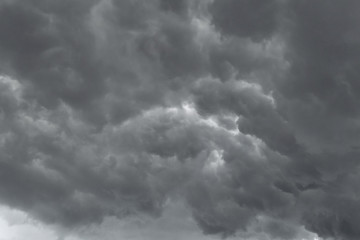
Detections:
[0, 0, 360, 239]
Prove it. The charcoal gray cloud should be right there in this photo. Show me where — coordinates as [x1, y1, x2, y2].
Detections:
[0, 0, 360, 240]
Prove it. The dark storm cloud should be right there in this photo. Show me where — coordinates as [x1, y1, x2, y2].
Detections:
[209, 0, 280, 40]
[159, 0, 188, 14]
[0, 79, 272, 231]
[279, 0, 360, 152]
[0, 0, 209, 127]
[192, 0, 360, 239]
[276, 2, 360, 238]
[0, 0, 102, 104]
[1, 0, 360, 240]
[0, 0, 223, 230]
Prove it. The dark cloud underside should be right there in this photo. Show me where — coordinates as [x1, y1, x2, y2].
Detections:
[1, 0, 360, 240]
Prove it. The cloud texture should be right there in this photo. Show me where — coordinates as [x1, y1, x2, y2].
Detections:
[1, 0, 360, 239]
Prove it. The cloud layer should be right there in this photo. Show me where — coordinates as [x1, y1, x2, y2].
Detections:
[1, 0, 360, 239]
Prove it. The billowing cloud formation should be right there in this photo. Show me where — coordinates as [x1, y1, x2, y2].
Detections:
[1, 0, 360, 240]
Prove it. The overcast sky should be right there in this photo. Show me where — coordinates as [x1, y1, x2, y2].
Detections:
[1, 0, 360, 239]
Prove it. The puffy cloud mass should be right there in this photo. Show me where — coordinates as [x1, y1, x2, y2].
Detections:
[0, 0, 360, 239]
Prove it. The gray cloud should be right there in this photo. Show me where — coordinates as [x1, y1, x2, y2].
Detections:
[1, 0, 360, 240]
[209, 0, 280, 41]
